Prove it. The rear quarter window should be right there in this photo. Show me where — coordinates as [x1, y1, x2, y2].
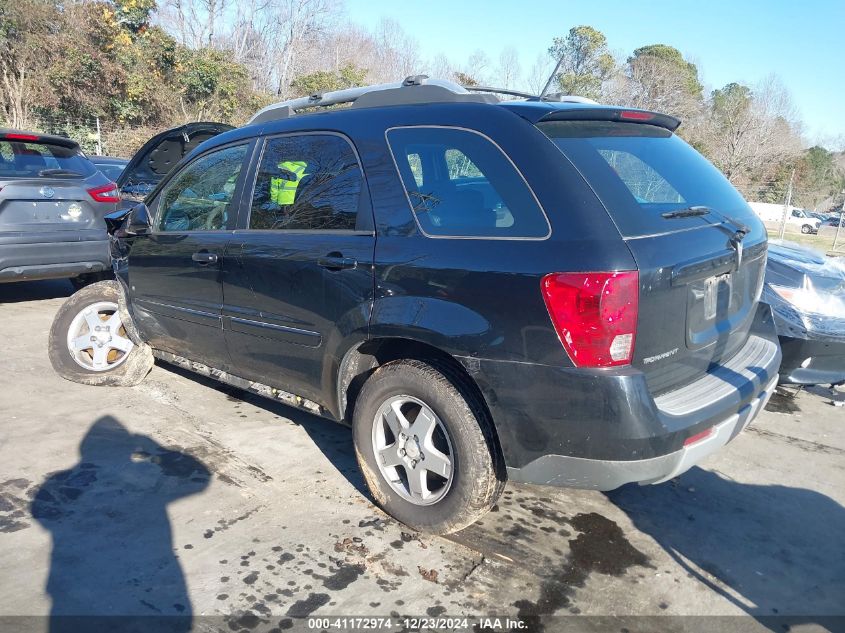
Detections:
[0, 141, 96, 179]
[537, 121, 757, 238]
[386, 126, 550, 239]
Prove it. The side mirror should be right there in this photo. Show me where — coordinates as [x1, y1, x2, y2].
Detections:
[104, 207, 131, 234]
[114, 203, 152, 237]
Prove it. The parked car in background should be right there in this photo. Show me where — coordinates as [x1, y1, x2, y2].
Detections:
[48, 77, 781, 534]
[764, 240, 845, 387]
[115, 122, 232, 208]
[89, 155, 128, 181]
[0, 129, 118, 287]
[823, 213, 843, 227]
[748, 202, 821, 234]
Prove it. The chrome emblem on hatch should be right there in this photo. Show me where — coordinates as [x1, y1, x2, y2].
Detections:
[643, 348, 679, 364]
[39, 186, 55, 199]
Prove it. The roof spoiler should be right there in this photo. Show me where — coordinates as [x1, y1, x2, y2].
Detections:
[0, 130, 80, 149]
[538, 108, 681, 132]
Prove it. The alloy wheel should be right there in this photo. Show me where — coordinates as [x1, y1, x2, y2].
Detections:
[66, 301, 134, 372]
[372, 395, 454, 506]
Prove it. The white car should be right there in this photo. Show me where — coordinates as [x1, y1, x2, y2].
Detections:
[748, 202, 821, 234]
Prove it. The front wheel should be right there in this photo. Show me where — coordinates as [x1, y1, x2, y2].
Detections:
[352, 359, 504, 534]
[801, 224, 812, 234]
[48, 280, 153, 386]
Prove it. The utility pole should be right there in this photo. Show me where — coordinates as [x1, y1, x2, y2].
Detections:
[778, 168, 795, 240]
[95, 117, 102, 156]
[834, 189, 844, 252]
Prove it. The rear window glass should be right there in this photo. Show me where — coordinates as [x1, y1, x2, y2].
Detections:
[386, 127, 550, 239]
[95, 163, 126, 181]
[0, 140, 96, 179]
[537, 121, 756, 237]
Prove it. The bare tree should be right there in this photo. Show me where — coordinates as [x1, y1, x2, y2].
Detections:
[525, 52, 555, 95]
[367, 18, 422, 83]
[496, 47, 521, 90]
[428, 53, 453, 80]
[161, 0, 339, 96]
[604, 55, 701, 120]
[272, 0, 340, 95]
[160, 0, 231, 49]
[448, 49, 491, 87]
[705, 75, 802, 190]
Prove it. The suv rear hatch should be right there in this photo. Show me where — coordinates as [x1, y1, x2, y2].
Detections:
[536, 112, 767, 395]
[0, 132, 112, 235]
[116, 122, 233, 207]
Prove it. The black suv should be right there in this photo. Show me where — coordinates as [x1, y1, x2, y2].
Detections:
[48, 77, 781, 534]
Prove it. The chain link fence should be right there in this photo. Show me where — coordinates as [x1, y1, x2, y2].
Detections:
[25, 115, 166, 160]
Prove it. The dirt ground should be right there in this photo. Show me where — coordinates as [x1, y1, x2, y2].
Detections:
[1, 279, 843, 633]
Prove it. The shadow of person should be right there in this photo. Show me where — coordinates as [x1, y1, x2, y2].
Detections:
[608, 467, 845, 629]
[30, 416, 210, 633]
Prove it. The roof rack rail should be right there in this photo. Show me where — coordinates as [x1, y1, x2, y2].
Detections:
[462, 85, 539, 100]
[462, 85, 598, 105]
[248, 76, 499, 125]
[540, 93, 598, 104]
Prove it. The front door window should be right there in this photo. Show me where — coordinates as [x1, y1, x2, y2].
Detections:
[157, 144, 248, 232]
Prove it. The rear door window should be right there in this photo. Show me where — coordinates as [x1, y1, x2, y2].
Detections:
[386, 127, 550, 239]
[537, 120, 756, 237]
[0, 140, 96, 179]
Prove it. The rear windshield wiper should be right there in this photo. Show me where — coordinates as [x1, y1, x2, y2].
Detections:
[661, 206, 710, 219]
[38, 168, 84, 178]
[662, 205, 750, 238]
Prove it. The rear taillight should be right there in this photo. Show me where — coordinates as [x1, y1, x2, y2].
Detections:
[88, 182, 120, 203]
[541, 271, 639, 368]
[619, 110, 654, 122]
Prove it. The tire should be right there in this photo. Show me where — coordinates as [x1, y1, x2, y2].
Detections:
[801, 224, 811, 234]
[48, 280, 154, 387]
[352, 359, 505, 534]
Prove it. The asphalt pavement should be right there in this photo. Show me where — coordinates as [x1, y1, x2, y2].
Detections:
[1, 279, 843, 633]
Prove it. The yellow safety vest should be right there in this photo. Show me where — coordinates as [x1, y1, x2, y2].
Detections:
[270, 161, 307, 205]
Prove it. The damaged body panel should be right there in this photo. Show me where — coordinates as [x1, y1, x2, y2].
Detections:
[764, 240, 845, 385]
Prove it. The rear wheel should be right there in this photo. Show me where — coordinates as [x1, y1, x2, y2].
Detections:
[352, 359, 504, 534]
[48, 281, 153, 386]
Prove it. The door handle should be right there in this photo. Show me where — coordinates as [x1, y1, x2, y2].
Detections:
[317, 254, 357, 271]
[192, 251, 219, 265]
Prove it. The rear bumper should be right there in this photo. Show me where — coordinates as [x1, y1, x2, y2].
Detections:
[507, 375, 777, 490]
[778, 336, 845, 386]
[462, 303, 782, 490]
[0, 237, 111, 282]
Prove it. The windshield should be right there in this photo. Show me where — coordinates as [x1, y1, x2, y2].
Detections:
[0, 140, 96, 179]
[537, 121, 758, 238]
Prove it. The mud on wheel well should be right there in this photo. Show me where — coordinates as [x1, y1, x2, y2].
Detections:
[338, 338, 502, 459]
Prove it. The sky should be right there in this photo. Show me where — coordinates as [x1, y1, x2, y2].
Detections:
[344, 0, 845, 148]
